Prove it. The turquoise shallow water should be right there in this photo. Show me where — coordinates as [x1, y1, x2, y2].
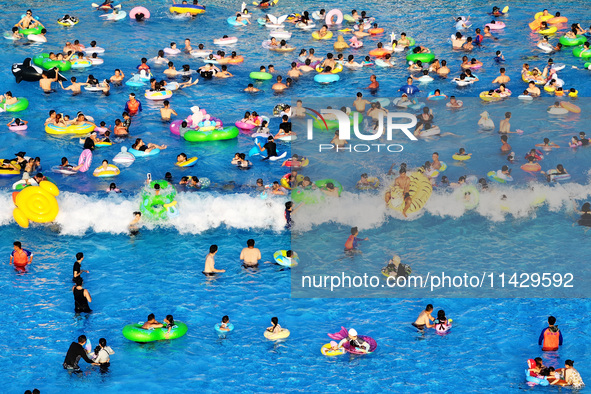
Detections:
[0, 0, 590, 392]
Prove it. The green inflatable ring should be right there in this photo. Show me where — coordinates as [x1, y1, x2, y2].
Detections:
[1, 98, 29, 112]
[457, 185, 479, 210]
[572, 46, 591, 58]
[33, 53, 72, 71]
[122, 321, 188, 342]
[19, 26, 43, 35]
[559, 35, 587, 47]
[249, 71, 273, 80]
[184, 126, 239, 142]
[140, 180, 179, 220]
[291, 179, 343, 204]
[312, 112, 364, 130]
[406, 52, 435, 63]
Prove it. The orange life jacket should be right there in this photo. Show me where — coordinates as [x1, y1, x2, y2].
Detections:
[344, 235, 354, 250]
[127, 99, 140, 113]
[542, 328, 560, 351]
[13, 249, 29, 267]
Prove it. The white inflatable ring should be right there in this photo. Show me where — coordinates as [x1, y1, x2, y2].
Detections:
[325, 9, 343, 26]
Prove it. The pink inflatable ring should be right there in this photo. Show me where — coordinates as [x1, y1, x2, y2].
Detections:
[130, 7, 150, 20]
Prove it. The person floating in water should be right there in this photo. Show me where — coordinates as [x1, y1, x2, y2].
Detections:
[219, 315, 231, 331]
[338, 328, 370, 353]
[381, 255, 411, 278]
[344, 227, 368, 252]
[412, 304, 435, 330]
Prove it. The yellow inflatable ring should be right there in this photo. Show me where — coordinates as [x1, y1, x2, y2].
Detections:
[321, 343, 346, 356]
[452, 154, 471, 161]
[93, 164, 120, 177]
[534, 12, 553, 21]
[538, 26, 557, 34]
[175, 157, 198, 167]
[315, 63, 343, 73]
[264, 329, 290, 340]
[0, 161, 21, 176]
[544, 85, 556, 92]
[280, 174, 303, 190]
[13, 181, 60, 228]
[312, 31, 333, 40]
[386, 171, 432, 214]
[45, 123, 95, 135]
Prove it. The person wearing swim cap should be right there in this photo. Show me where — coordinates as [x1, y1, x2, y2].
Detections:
[125, 93, 143, 116]
[338, 329, 370, 353]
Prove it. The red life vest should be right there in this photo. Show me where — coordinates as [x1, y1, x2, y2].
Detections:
[138, 64, 150, 71]
[542, 328, 560, 351]
[344, 235, 354, 250]
[13, 249, 29, 267]
[127, 99, 140, 114]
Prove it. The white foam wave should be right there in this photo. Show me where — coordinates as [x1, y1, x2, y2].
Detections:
[292, 179, 591, 231]
[0, 191, 288, 235]
[2, 178, 591, 235]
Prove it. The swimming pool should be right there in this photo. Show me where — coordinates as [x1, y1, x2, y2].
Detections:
[1, 0, 590, 392]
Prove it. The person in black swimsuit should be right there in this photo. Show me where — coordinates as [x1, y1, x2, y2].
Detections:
[72, 277, 92, 313]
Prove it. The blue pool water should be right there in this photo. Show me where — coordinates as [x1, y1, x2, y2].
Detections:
[1, 0, 591, 392]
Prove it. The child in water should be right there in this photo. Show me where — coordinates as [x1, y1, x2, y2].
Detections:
[219, 315, 231, 332]
[344, 227, 368, 252]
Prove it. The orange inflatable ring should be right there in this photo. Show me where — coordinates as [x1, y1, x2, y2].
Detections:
[225, 56, 244, 64]
[368, 48, 392, 57]
[369, 28, 384, 35]
[548, 16, 568, 24]
[521, 163, 541, 172]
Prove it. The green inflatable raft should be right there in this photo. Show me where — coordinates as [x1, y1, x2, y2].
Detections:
[122, 322, 188, 342]
[33, 53, 72, 71]
[140, 180, 179, 220]
[184, 126, 239, 142]
[291, 179, 343, 204]
[1, 98, 29, 112]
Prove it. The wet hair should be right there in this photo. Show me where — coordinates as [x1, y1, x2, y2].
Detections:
[246, 239, 255, 247]
[548, 316, 556, 325]
[437, 310, 446, 320]
[76, 252, 84, 260]
[350, 227, 358, 235]
[426, 304, 433, 311]
[222, 315, 229, 323]
[209, 245, 218, 253]
[147, 313, 155, 320]
[271, 316, 279, 329]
